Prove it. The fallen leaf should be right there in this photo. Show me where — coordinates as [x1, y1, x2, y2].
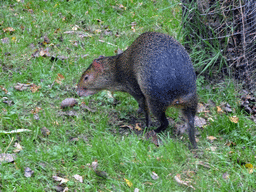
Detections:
[216, 106, 223, 113]
[73, 174, 83, 183]
[30, 84, 41, 93]
[135, 123, 142, 131]
[145, 130, 160, 146]
[41, 127, 50, 136]
[72, 25, 79, 31]
[174, 174, 195, 190]
[245, 163, 254, 174]
[31, 107, 42, 114]
[245, 163, 253, 169]
[54, 28, 61, 33]
[229, 116, 239, 123]
[13, 142, 23, 153]
[24, 167, 34, 177]
[0, 153, 16, 164]
[70, 137, 79, 142]
[222, 172, 229, 180]
[61, 98, 78, 109]
[14, 83, 31, 91]
[52, 176, 69, 184]
[194, 116, 207, 128]
[2, 98, 13, 106]
[151, 171, 159, 180]
[1, 37, 9, 44]
[120, 124, 133, 130]
[43, 35, 50, 44]
[55, 73, 65, 84]
[11, 37, 16, 42]
[197, 103, 207, 113]
[207, 136, 217, 142]
[3, 27, 15, 33]
[185, 170, 196, 178]
[206, 146, 217, 152]
[91, 160, 98, 171]
[225, 141, 236, 147]
[39, 48, 51, 57]
[0, 129, 31, 134]
[124, 178, 133, 187]
[0, 85, 8, 93]
[221, 102, 233, 113]
[119, 4, 126, 10]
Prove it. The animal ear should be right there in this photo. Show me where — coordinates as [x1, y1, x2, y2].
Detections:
[98, 55, 104, 59]
[92, 59, 103, 72]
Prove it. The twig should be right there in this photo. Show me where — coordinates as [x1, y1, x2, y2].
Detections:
[4, 137, 14, 153]
[98, 40, 117, 47]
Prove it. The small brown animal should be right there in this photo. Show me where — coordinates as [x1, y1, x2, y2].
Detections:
[77, 32, 198, 148]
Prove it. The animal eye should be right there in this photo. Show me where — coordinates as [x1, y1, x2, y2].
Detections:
[84, 76, 88, 81]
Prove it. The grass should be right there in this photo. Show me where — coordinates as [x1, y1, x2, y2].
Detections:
[0, 0, 256, 191]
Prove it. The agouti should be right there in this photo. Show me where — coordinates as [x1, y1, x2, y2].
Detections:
[77, 32, 198, 148]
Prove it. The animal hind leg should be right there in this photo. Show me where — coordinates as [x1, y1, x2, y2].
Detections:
[147, 99, 168, 133]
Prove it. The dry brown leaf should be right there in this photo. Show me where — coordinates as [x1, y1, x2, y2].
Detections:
[3, 27, 15, 33]
[229, 116, 239, 123]
[14, 83, 31, 91]
[194, 116, 207, 128]
[225, 141, 236, 147]
[119, 4, 126, 10]
[30, 84, 41, 93]
[207, 136, 217, 142]
[55, 73, 65, 84]
[0, 85, 8, 93]
[61, 98, 78, 109]
[52, 176, 69, 184]
[73, 174, 83, 183]
[174, 174, 195, 190]
[31, 107, 42, 114]
[197, 103, 207, 113]
[39, 48, 51, 57]
[206, 146, 217, 152]
[41, 127, 50, 137]
[120, 124, 133, 130]
[216, 106, 223, 113]
[135, 123, 142, 131]
[91, 160, 98, 171]
[145, 130, 160, 146]
[13, 142, 22, 153]
[184, 170, 196, 178]
[24, 167, 34, 177]
[0, 153, 16, 163]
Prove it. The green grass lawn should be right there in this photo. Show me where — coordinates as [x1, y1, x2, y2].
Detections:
[1, 0, 256, 191]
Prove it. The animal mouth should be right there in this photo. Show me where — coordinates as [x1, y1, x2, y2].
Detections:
[77, 87, 96, 97]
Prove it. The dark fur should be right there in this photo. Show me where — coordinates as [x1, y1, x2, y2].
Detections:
[77, 32, 198, 148]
